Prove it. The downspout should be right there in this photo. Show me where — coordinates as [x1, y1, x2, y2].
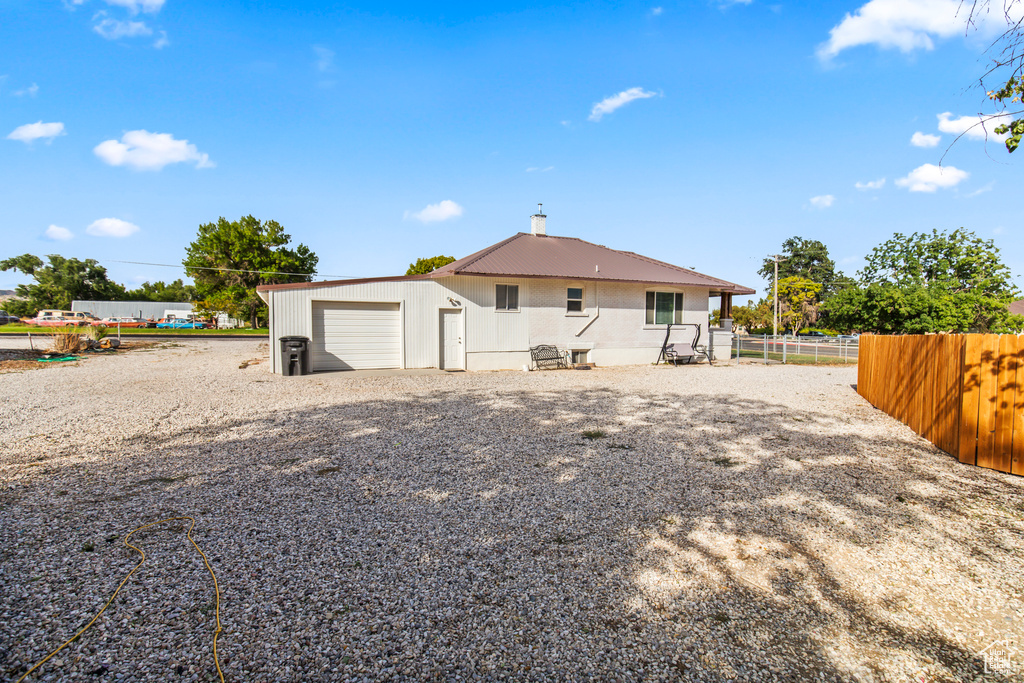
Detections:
[575, 281, 600, 337]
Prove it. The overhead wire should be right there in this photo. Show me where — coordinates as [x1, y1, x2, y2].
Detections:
[105, 259, 357, 280]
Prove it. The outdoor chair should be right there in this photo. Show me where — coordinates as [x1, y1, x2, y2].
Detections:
[660, 324, 712, 366]
[530, 344, 569, 370]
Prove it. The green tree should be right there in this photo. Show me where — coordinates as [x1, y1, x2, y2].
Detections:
[0, 254, 126, 317]
[822, 228, 1022, 333]
[732, 299, 773, 332]
[124, 279, 197, 302]
[758, 237, 846, 297]
[406, 255, 456, 275]
[988, 76, 1024, 152]
[777, 276, 823, 333]
[184, 216, 318, 329]
[966, 1, 1024, 152]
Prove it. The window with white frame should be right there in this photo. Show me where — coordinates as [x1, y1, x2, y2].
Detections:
[567, 287, 583, 313]
[496, 284, 519, 311]
[645, 291, 684, 325]
[570, 349, 589, 364]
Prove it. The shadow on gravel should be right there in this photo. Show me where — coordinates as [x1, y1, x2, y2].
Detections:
[3, 385, 1023, 682]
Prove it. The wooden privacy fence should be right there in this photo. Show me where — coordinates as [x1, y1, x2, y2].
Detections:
[858, 334, 1023, 476]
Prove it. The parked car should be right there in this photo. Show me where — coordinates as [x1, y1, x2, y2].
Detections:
[836, 334, 860, 341]
[156, 318, 207, 329]
[30, 310, 98, 327]
[0, 310, 20, 325]
[798, 330, 830, 338]
[93, 316, 151, 328]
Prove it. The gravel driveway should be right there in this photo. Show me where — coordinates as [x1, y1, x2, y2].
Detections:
[1, 339, 1022, 682]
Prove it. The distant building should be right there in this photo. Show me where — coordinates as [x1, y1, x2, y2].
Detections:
[72, 300, 192, 320]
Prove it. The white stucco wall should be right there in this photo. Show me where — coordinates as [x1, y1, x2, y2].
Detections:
[266, 275, 711, 373]
[516, 279, 709, 360]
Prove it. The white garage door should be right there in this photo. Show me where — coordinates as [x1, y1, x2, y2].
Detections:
[311, 301, 401, 371]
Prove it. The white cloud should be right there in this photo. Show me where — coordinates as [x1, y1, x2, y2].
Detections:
[993, 225, 1005, 235]
[12, 83, 38, 97]
[718, 0, 753, 5]
[818, 0, 967, 60]
[94, 130, 214, 171]
[966, 181, 995, 197]
[895, 163, 968, 192]
[153, 30, 169, 49]
[93, 17, 152, 39]
[403, 200, 464, 223]
[526, 166, 554, 172]
[45, 225, 74, 241]
[7, 121, 65, 144]
[936, 111, 1011, 141]
[588, 87, 659, 122]
[87, 218, 140, 238]
[855, 177, 886, 190]
[313, 46, 335, 72]
[651, 7, 663, 15]
[911, 131, 941, 147]
[103, 0, 165, 13]
[809, 194, 835, 208]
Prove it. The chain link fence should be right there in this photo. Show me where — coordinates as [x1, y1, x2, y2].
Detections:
[722, 334, 859, 365]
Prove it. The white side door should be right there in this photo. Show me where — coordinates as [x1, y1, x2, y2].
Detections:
[440, 309, 463, 370]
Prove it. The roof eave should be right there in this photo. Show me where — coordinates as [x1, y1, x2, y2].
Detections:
[256, 273, 432, 293]
[430, 270, 754, 293]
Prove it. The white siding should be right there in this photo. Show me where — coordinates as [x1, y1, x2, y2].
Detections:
[266, 275, 709, 373]
[524, 279, 710, 354]
[268, 276, 529, 373]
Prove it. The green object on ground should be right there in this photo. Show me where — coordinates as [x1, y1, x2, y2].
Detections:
[37, 356, 83, 363]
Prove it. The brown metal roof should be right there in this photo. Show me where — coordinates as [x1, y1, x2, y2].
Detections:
[429, 232, 755, 294]
[1009, 300, 1024, 316]
[257, 232, 755, 295]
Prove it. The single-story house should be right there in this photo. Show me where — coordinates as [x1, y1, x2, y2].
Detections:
[257, 212, 755, 374]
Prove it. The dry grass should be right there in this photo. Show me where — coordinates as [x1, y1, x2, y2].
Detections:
[47, 327, 84, 354]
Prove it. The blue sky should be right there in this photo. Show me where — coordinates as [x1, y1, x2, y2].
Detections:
[2, 0, 1022, 304]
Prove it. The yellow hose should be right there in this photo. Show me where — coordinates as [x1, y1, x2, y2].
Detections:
[16, 516, 224, 683]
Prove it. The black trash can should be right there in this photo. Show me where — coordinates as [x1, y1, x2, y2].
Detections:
[279, 336, 311, 376]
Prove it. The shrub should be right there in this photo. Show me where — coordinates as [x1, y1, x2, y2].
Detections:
[48, 327, 84, 354]
[86, 325, 108, 341]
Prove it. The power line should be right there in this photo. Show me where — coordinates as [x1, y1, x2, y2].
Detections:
[106, 260, 357, 280]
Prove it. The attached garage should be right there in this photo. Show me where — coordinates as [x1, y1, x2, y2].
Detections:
[259, 214, 756, 375]
[310, 301, 402, 371]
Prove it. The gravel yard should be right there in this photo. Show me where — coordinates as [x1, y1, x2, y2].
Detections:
[1, 339, 1022, 683]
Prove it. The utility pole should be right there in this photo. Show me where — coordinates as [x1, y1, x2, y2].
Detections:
[769, 254, 787, 336]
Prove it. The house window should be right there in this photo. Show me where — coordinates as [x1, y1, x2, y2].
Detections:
[567, 287, 584, 313]
[645, 291, 684, 325]
[570, 349, 589, 364]
[496, 284, 519, 311]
